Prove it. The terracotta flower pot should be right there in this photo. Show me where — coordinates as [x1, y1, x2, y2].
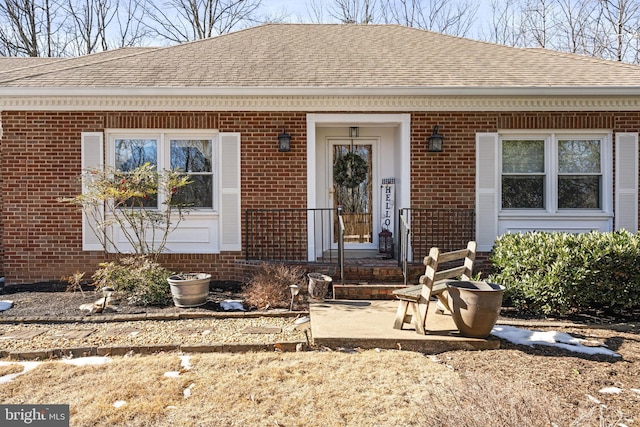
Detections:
[167, 273, 211, 308]
[446, 281, 505, 339]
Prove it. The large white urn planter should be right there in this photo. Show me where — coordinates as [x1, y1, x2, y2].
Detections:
[167, 273, 211, 308]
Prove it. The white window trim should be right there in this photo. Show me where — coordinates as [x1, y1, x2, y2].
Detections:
[104, 128, 222, 254]
[498, 130, 613, 221]
[107, 129, 219, 214]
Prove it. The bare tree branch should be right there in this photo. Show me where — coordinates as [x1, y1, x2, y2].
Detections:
[142, 0, 263, 44]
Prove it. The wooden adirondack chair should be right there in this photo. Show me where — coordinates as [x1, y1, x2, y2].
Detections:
[392, 241, 476, 334]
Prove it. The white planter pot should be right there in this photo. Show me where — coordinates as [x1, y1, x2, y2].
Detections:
[167, 273, 211, 308]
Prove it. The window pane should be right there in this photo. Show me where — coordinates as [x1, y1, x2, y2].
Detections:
[502, 176, 544, 209]
[558, 176, 601, 209]
[172, 175, 213, 208]
[558, 140, 600, 173]
[502, 140, 545, 173]
[115, 139, 157, 171]
[115, 139, 158, 208]
[170, 140, 212, 172]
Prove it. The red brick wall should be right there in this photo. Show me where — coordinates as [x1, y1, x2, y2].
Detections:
[1, 109, 639, 284]
[0, 111, 308, 284]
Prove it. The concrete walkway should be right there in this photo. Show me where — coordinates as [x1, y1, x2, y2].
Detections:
[310, 299, 500, 353]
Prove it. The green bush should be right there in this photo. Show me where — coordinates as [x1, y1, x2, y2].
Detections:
[92, 256, 173, 306]
[489, 230, 640, 315]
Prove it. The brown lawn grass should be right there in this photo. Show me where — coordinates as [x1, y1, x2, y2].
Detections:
[0, 350, 629, 426]
[0, 364, 24, 377]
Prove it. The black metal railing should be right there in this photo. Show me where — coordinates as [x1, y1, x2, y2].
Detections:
[245, 208, 340, 263]
[398, 208, 475, 266]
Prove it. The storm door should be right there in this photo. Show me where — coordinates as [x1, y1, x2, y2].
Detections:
[330, 141, 375, 249]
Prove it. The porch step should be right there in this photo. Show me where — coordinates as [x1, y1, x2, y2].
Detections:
[332, 282, 408, 300]
[340, 260, 424, 283]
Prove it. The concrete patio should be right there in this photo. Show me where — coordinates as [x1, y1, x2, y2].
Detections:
[310, 299, 500, 353]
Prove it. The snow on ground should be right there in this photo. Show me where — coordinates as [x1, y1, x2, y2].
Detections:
[62, 356, 113, 366]
[491, 325, 620, 357]
[0, 361, 42, 384]
[0, 357, 112, 384]
[0, 300, 13, 311]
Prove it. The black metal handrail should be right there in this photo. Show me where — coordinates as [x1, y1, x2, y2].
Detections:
[399, 212, 410, 286]
[397, 208, 475, 267]
[244, 208, 340, 263]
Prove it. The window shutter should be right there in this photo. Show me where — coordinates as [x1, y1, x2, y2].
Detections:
[81, 132, 104, 251]
[219, 133, 242, 251]
[476, 133, 500, 252]
[615, 133, 638, 233]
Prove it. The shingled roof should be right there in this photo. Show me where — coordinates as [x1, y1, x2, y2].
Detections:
[1, 24, 639, 94]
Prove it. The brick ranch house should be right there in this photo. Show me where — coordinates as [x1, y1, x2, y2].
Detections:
[0, 24, 639, 285]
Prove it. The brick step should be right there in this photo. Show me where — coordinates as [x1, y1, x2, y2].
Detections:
[332, 282, 409, 300]
[341, 264, 424, 283]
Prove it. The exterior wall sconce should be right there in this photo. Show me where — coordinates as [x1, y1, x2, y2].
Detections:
[349, 126, 359, 138]
[428, 125, 444, 152]
[278, 128, 291, 152]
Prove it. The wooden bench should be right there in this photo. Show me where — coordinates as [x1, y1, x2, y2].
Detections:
[392, 241, 476, 334]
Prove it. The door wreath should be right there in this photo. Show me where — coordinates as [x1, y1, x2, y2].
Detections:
[334, 152, 368, 188]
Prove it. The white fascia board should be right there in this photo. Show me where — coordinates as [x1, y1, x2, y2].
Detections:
[4, 86, 640, 97]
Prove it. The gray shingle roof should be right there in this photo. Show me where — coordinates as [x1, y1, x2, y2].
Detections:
[1, 24, 639, 90]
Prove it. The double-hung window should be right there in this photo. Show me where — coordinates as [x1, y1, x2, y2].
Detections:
[83, 129, 241, 254]
[112, 132, 215, 210]
[501, 133, 608, 212]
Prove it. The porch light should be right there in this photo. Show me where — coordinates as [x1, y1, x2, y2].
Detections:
[349, 127, 359, 138]
[428, 125, 444, 152]
[278, 128, 291, 152]
[379, 229, 394, 259]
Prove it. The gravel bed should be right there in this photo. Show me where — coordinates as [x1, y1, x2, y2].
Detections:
[0, 317, 309, 353]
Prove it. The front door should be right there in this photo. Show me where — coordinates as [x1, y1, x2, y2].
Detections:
[330, 140, 376, 249]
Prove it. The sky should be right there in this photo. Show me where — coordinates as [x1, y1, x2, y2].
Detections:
[259, 0, 493, 37]
[262, 0, 492, 17]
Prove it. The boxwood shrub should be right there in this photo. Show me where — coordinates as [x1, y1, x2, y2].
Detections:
[489, 230, 640, 315]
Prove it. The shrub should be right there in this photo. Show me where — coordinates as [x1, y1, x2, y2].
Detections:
[92, 256, 173, 306]
[60, 162, 192, 260]
[242, 263, 307, 310]
[489, 230, 640, 315]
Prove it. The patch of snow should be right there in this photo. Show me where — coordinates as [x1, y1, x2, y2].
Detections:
[0, 300, 13, 312]
[113, 401, 127, 408]
[62, 356, 112, 366]
[0, 361, 43, 384]
[179, 355, 192, 371]
[220, 300, 245, 311]
[183, 383, 194, 399]
[491, 325, 621, 357]
[586, 394, 602, 405]
[164, 371, 181, 378]
[599, 387, 623, 394]
[631, 388, 640, 396]
[294, 316, 310, 325]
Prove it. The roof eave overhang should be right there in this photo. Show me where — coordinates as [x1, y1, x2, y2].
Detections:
[2, 86, 640, 97]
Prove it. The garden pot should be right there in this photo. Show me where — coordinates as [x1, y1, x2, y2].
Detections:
[167, 273, 211, 308]
[446, 281, 505, 339]
[308, 273, 332, 301]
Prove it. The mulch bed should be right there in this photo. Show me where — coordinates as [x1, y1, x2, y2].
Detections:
[0, 281, 252, 318]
